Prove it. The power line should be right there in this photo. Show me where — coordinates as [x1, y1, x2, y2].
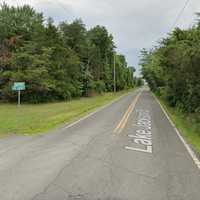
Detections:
[171, 0, 191, 29]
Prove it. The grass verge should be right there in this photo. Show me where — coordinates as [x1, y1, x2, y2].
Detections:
[158, 98, 200, 154]
[0, 90, 133, 137]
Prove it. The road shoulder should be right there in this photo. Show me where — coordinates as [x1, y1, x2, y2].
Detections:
[153, 93, 200, 170]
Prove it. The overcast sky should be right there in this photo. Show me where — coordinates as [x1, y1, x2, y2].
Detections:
[2, 0, 200, 75]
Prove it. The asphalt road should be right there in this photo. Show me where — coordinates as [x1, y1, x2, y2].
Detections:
[0, 88, 200, 200]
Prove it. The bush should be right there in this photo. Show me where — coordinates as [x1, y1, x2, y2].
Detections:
[94, 81, 106, 94]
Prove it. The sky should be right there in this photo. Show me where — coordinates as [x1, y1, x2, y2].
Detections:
[2, 0, 200, 76]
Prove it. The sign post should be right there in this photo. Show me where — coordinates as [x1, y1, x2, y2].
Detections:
[18, 90, 21, 106]
[12, 82, 25, 106]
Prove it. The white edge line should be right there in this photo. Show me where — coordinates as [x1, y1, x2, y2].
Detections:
[153, 93, 200, 170]
[61, 90, 137, 131]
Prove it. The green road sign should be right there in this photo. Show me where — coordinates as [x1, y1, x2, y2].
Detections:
[12, 82, 25, 91]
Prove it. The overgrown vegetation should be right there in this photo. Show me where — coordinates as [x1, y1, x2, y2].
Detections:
[140, 14, 200, 146]
[0, 4, 136, 103]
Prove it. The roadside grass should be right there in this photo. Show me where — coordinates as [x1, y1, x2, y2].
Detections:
[0, 90, 133, 137]
[158, 98, 200, 154]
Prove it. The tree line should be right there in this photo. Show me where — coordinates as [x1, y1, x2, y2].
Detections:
[140, 15, 200, 120]
[0, 4, 136, 103]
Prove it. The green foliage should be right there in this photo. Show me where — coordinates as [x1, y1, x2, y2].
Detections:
[0, 4, 136, 103]
[135, 77, 144, 87]
[94, 80, 106, 94]
[0, 90, 131, 136]
[140, 22, 200, 116]
[160, 98, 200, 153]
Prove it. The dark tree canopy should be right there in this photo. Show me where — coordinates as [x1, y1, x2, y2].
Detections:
[0, 4, 136, 103]
[140, 18, 200, 115]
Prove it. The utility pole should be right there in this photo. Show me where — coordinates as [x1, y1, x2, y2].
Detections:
[113, 52, 116, 93]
